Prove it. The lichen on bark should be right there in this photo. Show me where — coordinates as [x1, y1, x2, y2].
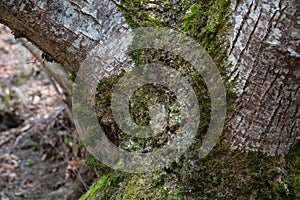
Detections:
[226, 0, 300, 156]
[83, 0, 299, 199]
[1, 0, 298, 199]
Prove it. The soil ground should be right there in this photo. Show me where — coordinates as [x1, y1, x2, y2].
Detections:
[0, 25, 94, 200]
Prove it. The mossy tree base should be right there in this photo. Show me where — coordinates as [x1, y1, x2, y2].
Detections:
[81, 0, 299, 199]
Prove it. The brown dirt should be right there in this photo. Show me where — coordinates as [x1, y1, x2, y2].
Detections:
[0, 25, 94, 200]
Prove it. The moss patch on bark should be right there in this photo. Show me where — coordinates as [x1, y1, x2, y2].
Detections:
[81, 0, 299, 199]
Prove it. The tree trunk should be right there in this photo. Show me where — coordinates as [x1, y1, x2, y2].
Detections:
[0, 0, 299, 156]
[226, 0, 300, 155]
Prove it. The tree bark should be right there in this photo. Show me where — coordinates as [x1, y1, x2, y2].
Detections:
[0, 0, 132, 74]
[226, 0, 300, 155]
[0, 0, 299, 156]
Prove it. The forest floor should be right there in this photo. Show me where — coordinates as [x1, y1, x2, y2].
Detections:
[0, 25, 94, 200]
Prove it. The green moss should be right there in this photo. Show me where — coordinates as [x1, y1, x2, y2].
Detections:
[79, 173, 126, 200]
[84, 144, 297, 199]
[180, 143, 290, 199]
[84, 142, 300, 200]
[114, 170, 183, 200]
[82, 0, 298, 199]
[85, 155, 113, 177]
[103, 0, 234, 153]
[68, 72, 76, 82]
[285, 142, 300, 199]
[79, 176, 109, 200]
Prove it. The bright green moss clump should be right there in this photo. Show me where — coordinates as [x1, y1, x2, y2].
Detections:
[79, 173, 126, 200]
[79, 176, 110, 200]
[81, 0, 299, 199]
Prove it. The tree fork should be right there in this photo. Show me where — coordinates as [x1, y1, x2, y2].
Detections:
[0, 0, 299, 156]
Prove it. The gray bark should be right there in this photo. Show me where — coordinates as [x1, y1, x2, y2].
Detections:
[226, 0, 300, 155]
[0, 0, 299, 156]
[0, 0, 132, 73]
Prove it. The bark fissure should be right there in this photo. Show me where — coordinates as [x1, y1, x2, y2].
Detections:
[228, 0, 254, 56]
[0, 0, 133, 73]
[230, 9, 262, 85]
[0, 0, 298, 156]
[227, 0, 300, 155]
[282, 9, 298, 47]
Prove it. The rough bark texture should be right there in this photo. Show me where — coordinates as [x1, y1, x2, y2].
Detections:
[0, 0, 299, 156]
[0, 0, 132, 73]
[226, 0, 300, 155]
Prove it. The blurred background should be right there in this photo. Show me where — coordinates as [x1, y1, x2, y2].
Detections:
[0, 24, 94, 200]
